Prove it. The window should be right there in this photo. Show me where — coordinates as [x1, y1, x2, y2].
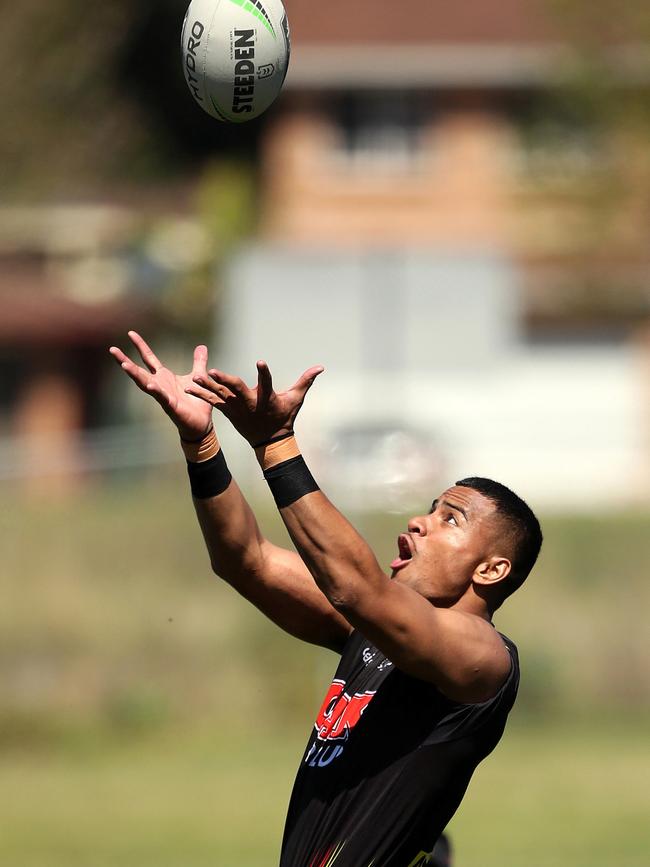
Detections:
[332, 92, 428, 171]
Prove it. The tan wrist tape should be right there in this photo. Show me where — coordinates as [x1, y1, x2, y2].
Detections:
[255, 434, 301, 471]
[180, 426, 221, 463]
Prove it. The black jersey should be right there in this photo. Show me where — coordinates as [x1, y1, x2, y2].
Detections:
[280, 629, 519, 867]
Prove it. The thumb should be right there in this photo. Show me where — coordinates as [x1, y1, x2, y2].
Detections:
[256, 360, 273, 407]
[292, 365, 325, 400]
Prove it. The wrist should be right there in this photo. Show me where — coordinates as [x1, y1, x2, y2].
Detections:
[255, 434, 320, 508]
[255, 433, 301, 471]
[180, 425, 221, 463]
[262, 449, 320, 509]
[178, 424, 210, 443]
[182, 425, 232, 498]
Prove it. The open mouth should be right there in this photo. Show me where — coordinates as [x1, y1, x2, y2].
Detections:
[390, 533, 413, 571]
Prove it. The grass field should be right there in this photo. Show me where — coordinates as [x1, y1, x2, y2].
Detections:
[448, 720, 650, 867]
[1, 719, 648, 867]
[2, 474, 649, 865]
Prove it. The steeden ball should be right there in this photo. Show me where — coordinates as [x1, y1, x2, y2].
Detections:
[181, 0, 291, 123]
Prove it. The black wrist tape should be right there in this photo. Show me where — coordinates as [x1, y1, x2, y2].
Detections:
[187, 450, 232, 499]
[263, 455, 319, 508]
[252, 430, 294, 449]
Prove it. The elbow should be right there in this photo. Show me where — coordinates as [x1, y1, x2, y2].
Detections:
[209, 557, 231, 583]
[312, 567, 361, 612]
[209, 557, 225, 579]
[209, 548, 262, 585]
[304, 542, 386, 613]
[318, 564, 384, 617]
[326, 587, 360, 614]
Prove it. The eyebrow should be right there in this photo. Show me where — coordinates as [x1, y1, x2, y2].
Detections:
[430, 498, 468, 519]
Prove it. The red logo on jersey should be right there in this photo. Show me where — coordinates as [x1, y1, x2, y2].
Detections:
[314, 679, 375, 742]
[309, 840, 345, 866]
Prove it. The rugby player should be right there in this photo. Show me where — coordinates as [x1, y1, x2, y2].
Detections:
[110, 331, 542, 867]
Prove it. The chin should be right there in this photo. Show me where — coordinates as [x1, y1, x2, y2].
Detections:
[391, 566, 411, 582]
[395, 571, 424, 593]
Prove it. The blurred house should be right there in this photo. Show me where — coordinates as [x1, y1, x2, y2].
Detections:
[264, 0, 650, 323]
[3, 0, 649, 506]
[0, 206, 186, 492]
[217, 0, 650, 509]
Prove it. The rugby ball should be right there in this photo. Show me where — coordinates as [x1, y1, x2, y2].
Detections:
[181, 0, 290, 123]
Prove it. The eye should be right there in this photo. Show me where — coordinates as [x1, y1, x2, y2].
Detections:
[444, 513, 458, 526]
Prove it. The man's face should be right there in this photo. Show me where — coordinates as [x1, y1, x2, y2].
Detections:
[390, 485, 504, 604]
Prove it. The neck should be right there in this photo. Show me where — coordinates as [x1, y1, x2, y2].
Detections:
[449, 586, 494, 622]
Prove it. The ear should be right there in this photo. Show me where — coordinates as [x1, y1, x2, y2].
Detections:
[473, 557, 512, 588]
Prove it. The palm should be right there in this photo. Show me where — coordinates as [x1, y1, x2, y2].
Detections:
[185, 359, 324, 446]
[258, 387, 303, 431]
[153, 368, 213, 435]
[223, 387, 292, 442]
[109, 332, 213, 440]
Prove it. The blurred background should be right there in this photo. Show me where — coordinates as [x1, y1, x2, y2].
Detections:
[1, 0, 649, 864]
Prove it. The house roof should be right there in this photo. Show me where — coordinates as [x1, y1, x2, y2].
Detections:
[0, 268, 152, 347]
[283, 0, 648, 88]
[286, 0, 557, 47]
[283, 0, 563, 87]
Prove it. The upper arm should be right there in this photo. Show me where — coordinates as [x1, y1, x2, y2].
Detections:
[217, 538, 353, 653]
[338, 579, 511, 702]
[193, 479, 352, 653]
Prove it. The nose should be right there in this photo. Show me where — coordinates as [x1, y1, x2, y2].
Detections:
[407, 516, 427, 535]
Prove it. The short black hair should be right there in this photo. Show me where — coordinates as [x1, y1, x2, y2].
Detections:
[455, 476, 543, 601]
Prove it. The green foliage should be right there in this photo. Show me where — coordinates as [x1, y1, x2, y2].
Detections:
[160, 160, 258, 334]
[0, 1, 262, 196]
[104, 687, 172, 733]
[0, 0, 151, 195]
[524, 0, 650, 257]
[197, 160, 258, 250]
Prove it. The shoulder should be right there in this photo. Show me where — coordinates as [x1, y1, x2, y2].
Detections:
[496, 631, 520, 685]
[436, 615, 515, 704]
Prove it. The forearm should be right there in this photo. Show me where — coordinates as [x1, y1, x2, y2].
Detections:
[185, 428, 352, 650]
[109, 335, 345, 645]
[183, 427, 265, 580]
[255, 437, 385, 608]
[281, 492, 384, 608]
[193, 482, 266, 579]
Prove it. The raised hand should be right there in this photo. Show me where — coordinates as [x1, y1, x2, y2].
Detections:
[186, 360, 324, 445]
[109, 331, 213, 441]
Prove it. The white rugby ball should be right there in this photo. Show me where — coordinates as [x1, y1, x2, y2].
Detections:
[181, 0, 290, 123]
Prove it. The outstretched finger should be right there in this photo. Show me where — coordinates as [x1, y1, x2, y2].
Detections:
[128, 330, 163, 374]
[192, 373, 236, 401]
[192, 344, 209, 379]
[256, 360, 273, 406]
[109, 345, 129, 365]
[109, 346, 151, 391]
[184, 383, 226, 407]
[208, 368, 249, 399]
[290, 365, 325, 400]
